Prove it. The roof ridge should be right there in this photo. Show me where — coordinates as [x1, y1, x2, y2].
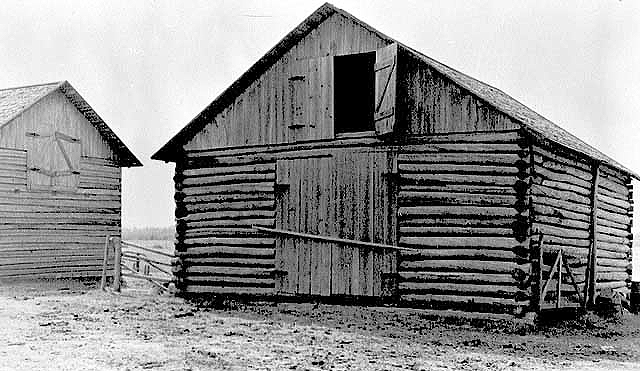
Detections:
[0, 80, 64, 92]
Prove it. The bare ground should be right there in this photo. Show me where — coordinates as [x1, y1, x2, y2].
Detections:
[1, 279, 639, 371]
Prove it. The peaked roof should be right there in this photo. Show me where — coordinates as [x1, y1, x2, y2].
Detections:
[152, 3, 638, 179]
[0, 81, 141, 167]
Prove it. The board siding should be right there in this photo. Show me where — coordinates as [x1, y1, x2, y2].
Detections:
[184, 13, 389, 151]
[0, 155, 121, 279]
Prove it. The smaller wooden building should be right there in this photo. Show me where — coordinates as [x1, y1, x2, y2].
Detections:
[0, 81, 141, 279]
[154, 4, 636, 318]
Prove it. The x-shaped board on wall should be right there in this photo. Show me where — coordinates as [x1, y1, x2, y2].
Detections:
[25, 130, 82, 190]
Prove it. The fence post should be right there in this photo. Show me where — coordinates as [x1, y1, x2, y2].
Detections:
[113, 237, 122, 292]
[100, 236, 111, 290]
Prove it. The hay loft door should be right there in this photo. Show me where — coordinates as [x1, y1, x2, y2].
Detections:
[373, 43, 398, 136]
[274, 151, 396, 298]
[25, 129, 81, 190]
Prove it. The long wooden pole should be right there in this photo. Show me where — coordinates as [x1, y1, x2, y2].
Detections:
[252, 226, 416, 252]
[588, 163, 601, 306]
[100, 235, 111, 291]
[113, 237, 122, 292]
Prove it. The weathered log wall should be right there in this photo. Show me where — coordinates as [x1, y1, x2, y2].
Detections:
[0, 154, 121, 279]
[594, 164, 633, 294]
[529, 143, 594, 305]
[173, 156, 277, 295]
[396, 130, 531, 315]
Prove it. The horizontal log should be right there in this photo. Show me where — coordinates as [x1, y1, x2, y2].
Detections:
[537, 234, 590, 248]
[597, 209, 632, 226]
[399, 236, 519, 249]
[596, 233, 631, 245]
[598, 178, 629, 196]
[597, 185, 630, 203]
[183, 285, 274, 295]
[533, 145, 591, 171]
[531, 184, 591, 206]
[597, 201, 629, 216]
[533, 168, 592, 190]
[532, 223, 590, 239]
[532, 204, 590, 223]
[181, 173, 275, 187]
[597, 225, 632, 239]
[531, 177, 591, 197]
[596, 217, 629, 231]
[398, 191, 518, 206]
[400, 173, 516, 186]
[182, 192, 274, 204]
[400, 248, 518, 261]
[399, 227, 515, 237]
[539, 244, 589, 258]
[182, 219, 274, 230]
[400, 259, 529, 274]
[533, 214, 590, 231]
[0, 212, 120, 220]
[399, 184, 517, 195]
[400, 141, 525, 153]
[182, 162, 275, 177]
[184, 266, 274, 276]
[408, 131, 523, 143]
[398, 152, 521, 165]
[596, 272, 629, 282]
[597, 258, 631, 268]
[177, 246, 274, 258]
[180, 183, 274, 196]
[531, 195, 591, 215]
[180, 209, 275, 222]
[597, 241, 630, 254]
[182, 227, 266, 238]
[534, 156, 592, 182]
[596, 281, 628, 290]
[399, 206, 519, 218]
[599, 164, 630, 183]
[183, 276, 274, 286]
[183, 237, 274, 246]
[0, 204, 119, 214]
[597, 193, 632, 211]
[596, 249, 628, 260]
[184, 200, 274, 213]
[399, 281, 523, 297]
[0, 235, 110, 244]
[399, 272, 517, 285]
[399, 217, 517, 228]
[0, 218, 118, 226]
[186, 257, 274, 267]
[399, 163, 520, 176]
[0, 268, 109, 279]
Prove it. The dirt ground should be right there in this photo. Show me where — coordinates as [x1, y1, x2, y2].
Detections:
[1, 279, 639, 371]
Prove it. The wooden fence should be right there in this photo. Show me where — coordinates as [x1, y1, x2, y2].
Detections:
[100, 236, 174, 292]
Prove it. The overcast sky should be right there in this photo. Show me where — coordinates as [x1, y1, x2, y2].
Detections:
[1, 0, 638, 232]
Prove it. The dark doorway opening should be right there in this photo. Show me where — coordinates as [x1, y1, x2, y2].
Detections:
[334, 52, 376, 134]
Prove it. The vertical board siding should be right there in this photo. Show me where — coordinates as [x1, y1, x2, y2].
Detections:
[594, 164, 632, 293]
[174, 156, 277, 295]
[0, 90, 115, 160]
[184, 13, 389, 151]
[530, 143, 594, 305]
[396, 131, 530, 314]
[397, 50, 520, 135]
[0, 156, 121, 279]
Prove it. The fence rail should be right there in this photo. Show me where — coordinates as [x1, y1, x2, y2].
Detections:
[100, 236, 175, 292]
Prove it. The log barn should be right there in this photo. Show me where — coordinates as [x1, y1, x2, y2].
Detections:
[0, 81, 141, 280]
[153, 3, 636, 317]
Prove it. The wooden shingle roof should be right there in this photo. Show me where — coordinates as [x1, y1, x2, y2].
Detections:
[152, 3, 637, 179]
[0, 81, 141, 167]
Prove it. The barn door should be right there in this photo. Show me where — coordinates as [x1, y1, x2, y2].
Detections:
[275, 157, 334, 296]
[536, 236, 585, 310]
[274, 151, 396, 298]
[373, 43, 398, 136]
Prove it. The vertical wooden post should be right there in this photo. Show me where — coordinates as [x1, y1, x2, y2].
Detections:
[588, 163, 601, 306]
[100, 236, 111, 290]
[556, 250, 563, 309]
[113, 237, 122, 292]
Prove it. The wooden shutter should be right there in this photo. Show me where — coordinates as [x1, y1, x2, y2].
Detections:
[25, 130, 81, 191]
[374, 43, 398, 136]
